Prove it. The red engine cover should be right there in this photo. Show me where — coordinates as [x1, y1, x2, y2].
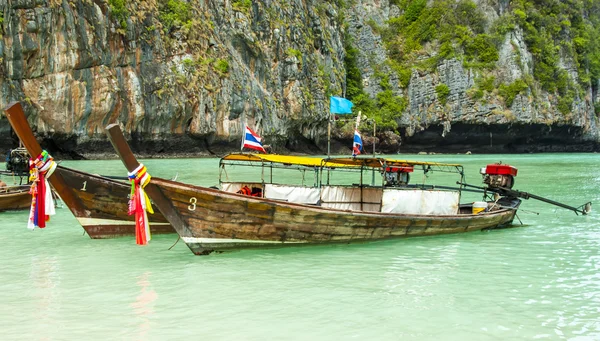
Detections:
[485, 164, 518, 177]
[386, 166, 414, 173]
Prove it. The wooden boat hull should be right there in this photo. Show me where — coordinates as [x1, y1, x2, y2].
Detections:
[55, 166, 173, 238]
[0, 188, 31, 212]
[150, 178, 521, 255]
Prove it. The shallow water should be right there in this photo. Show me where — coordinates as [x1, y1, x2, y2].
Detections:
[0, 153, 599, 340]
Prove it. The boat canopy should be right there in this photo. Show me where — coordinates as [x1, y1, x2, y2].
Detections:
[221, 153, 463, 173]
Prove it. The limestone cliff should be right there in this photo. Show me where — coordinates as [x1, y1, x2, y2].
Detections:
[0, 0, 598, 158]
[0, 0, 345, 157]
[346, 0, 600, 153]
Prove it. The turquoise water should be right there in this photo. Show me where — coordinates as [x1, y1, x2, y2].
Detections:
[0, 154, 599, 340]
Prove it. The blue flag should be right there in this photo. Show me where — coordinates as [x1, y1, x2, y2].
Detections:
[330, 96, 354, 114]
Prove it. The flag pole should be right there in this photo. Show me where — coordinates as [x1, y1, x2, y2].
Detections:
[327, 113, 331, 156]
[373, 120, 376, 157]
[240, 121, 245, 152]
[369, 116, 376, 185]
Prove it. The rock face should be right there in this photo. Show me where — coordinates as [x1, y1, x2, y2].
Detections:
[0, 0, 345, 157]
[0, 0, 598, 158]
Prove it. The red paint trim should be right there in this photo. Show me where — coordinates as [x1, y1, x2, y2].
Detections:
[485, 164, 518, 177]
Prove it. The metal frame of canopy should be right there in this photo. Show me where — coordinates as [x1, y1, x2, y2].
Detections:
[218, 153, 466, 193]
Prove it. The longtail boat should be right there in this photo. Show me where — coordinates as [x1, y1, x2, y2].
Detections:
[0, 185, 31, 212]
[106, 124, 527, 255]
[0, 148, 31, 212]
[3, 102, 173, 238]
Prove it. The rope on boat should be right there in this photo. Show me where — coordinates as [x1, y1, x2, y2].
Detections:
[128, 164, 154, 245]
[515, 213, 523, 225]
[27, 151, 57, 230]
[168, 236, 181, 250]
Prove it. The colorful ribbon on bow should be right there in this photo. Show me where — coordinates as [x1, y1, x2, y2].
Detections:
[128, 164, 154, 245]
[28, 150, 57, 230]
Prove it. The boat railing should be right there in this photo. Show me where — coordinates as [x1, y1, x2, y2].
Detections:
[220, 180, 460, 215]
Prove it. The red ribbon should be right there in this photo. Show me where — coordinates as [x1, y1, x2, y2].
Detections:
[28, 150, 56, 230]
[128, 164, 153, 245]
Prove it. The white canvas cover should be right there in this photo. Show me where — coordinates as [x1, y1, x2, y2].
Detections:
[320, 186, 382, 212]
[221, 182, 263, 193]
[381, 189, 459, 215]
[264, 184, 321, 205]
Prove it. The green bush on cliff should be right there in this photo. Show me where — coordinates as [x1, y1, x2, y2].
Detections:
[232, 0, 252, 14]
[108, 0, 129, 31]
[397, 67, 412, 88]
[344, 35, 363, 99]
[498, 79, 529, 107]
[467, 75, 495, 101]
[435, 84, 450, 105]
[375, 91, 406, 130]
[475, 75, 495, 92]
[159, 0, 192, 33]
[490, 14, 516, 37]
[215, 59, 229, 76]
[464, 34, 499, 65]
[345, 29, 405, 131]
[466, 87, 484, 100]
[455, 0, 485, 34]
[403, 0, 427, 24]
[286, 48, 302, 61]
[344, 31, 370, 112]
[557, 93, 574, 115]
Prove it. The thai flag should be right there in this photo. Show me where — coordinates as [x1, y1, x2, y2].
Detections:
[352, 129, 362, 156]
[242, 126, 267, 153]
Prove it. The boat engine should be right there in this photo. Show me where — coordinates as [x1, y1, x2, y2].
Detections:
[384, 166, 413, 186]
[480, 163, 517, 189]
[460, 163, 590, 215]
[5, 148, 29, 176]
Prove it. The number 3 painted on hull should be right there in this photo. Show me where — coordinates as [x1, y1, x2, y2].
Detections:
[188, 197, 197, 211]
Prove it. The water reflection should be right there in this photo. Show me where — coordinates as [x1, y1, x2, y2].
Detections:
[29, 255, 60, 339]
[130, 272, 157, 339]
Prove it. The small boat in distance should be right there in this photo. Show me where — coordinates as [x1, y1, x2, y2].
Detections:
[0, 159, 61, 213]
[106, 124, 524, 256]
[3, 102, 174, 238]
[0, 148, 32, 212]
[0, 185, 31, 212]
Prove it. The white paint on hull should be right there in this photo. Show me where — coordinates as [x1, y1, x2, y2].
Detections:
[76, 217, 171, 226]
[181, 237, 306, 244]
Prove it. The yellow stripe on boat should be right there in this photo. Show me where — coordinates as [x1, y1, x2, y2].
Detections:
[327, 157, 463, 168]
[222, 153, 463, 169]
[222, 153, 356, 168]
